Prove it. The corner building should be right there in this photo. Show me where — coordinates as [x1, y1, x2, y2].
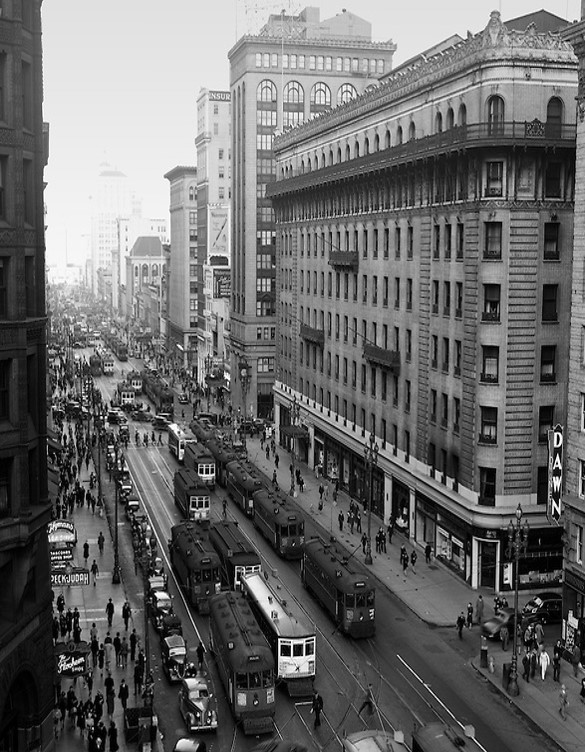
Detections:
[268, 11, 576, 590]
[229, 6, 397, 419]
[0, 1, 54, 750]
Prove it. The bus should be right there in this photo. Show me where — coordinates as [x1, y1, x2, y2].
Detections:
[252, 488, 305, 559]
[169, 521, 221, 614]
[209, 520, 261, 590]
[168, 423, 196, 462]
[241, 572, 316, 697]
[184, 442, 216, 488]
[174, 469, 211, 524]
[301, 537, 375, 638]
[225, 460, 264, 517]
[206, 438, 238, 488]
[209, 591, 275, 734]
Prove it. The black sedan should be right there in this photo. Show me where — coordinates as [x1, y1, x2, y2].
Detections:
[521, 592, 562, 625]
[481, 607, 517, 639]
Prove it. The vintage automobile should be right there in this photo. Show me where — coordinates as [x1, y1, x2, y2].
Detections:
[150, 590, 174, 631]
[521, 592, 562, 626]
[125, 497, 140, 521]
[160, 613, 183, 639]
[481, 607, 517, 640]
[131, 409, 152, 422]
[178, 673, 218, 732]
[172, 740, 207, 752]
[148, 557, 168, 585]
[147, 575, 167, 597]
[161, 634, 187, 682]
[178, 393, 190, 404]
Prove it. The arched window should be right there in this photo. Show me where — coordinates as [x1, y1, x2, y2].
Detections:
[337, 147, 342, 163]
[374, 134, 380, 151]
[310, 82, 331, 115]
[152, 264, 159, 277]
[134, 266, 138, 278]
[435, 111, 443, 134]
[354, 141, 360, 158]
[345, 144, 351, 160]
[364, 137, 370, 155]
[329, 149, 334, 166]
[188, 186, 195, 201]
[337, 82, 358, 105]
[396, 126, 403, 145]
[446, 108, 454, 129]
[408, 122, 416, 141]
[257, 79, 277, 103]
[283, 81, 304, 129]
[141, 264, 148, 279]
[307, 157, 312, 172]
[458, 103, 467, 126]
[301, 160, 305, 174]
[546, 97, 563, 137]
[385, 129, 391, 148]
[321, 153, 326, 168]
[487, 95, 504, 135]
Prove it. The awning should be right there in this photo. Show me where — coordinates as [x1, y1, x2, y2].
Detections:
[47, 431, 63, 454]
[279, 424, 309, 439]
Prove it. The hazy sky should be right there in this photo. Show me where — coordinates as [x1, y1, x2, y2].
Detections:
[41, 0, 582, 266]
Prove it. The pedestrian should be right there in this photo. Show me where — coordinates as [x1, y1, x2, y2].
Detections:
[120, 637, 129, 668]
[113, 633, 121, 666]
[530, 647, 538, 679]
[196, 640, 205, 670]
[91, 559, 99, 586]
[118, 680, 129, 711]
[401, 549, 408, 574]
[559, 684, 568, 720]
[318, 496, 323, 513]
[129, 629, 138, 662]
[580, 677, 585, 703]
[500, 624, 509, 651]
[338, 510, 344, 532]
[534, 621, 544, 645]
[66, 608, 73, 638]
[540, 646, 550, 680]
[275, 453, 279, 469]
[572, 643, 581, 677]
[357, 683, 374, 717]
[387, 517, 394, 545]
[122, 601, 131, 631]
[133, 663, 143, 696]
[311, 690, 323, 728]
[466, 602, 473, 629]
[475, 595, 484, 625]
[522, 648, 531, 682]
[319, 483, 324, 501]
[90, 622, 99, 642]
[98, 644, 105, 676]
[456, 612, 465, 639]
[361, 533, 367, 554]
[106, 598, 114, 628]
[83, 540, 90, 564]
[553, 650, 561, 683]
[108, 721, 119, 752]
[410, 549, 417, 573]
[104, 641, 114, 674]
[425, 542, 432, 564]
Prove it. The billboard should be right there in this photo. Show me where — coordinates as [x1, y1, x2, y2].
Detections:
[207, 206, 229, 260]
[547, 424, 563, 525]
[213, 269, 231, 299]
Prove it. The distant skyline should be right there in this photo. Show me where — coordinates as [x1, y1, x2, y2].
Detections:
[41, 0, 581, 267]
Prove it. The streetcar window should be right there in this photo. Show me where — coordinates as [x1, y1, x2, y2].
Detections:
[305, 639, 315, 655]
[194, 571, 202, 583]
[346, 593, 355, 607]
[281, 642, 291, 657]
[293, 643, 303, 657]
[367, 590, 375, 606]
[236, 672, 248, 689]
[356, 593, 366, 608]
[262, 669, 272, 687]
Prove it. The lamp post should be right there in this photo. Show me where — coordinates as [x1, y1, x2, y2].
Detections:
[239, 359, 250, 454]
[205, 354, 213, 411]
[506, 503, 529, 697]
[364, 434, 379, 566]
[112, 452, 122, 584]
[289, 396, 300, 497]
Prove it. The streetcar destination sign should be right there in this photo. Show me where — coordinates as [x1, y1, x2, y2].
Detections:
[50, 568, 90, 587]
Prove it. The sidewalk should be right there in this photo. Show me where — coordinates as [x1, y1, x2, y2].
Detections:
[243, 431, 585, 752]
[53, 450, 162, 752]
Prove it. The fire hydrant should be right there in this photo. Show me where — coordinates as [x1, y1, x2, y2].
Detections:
[488, 656, 495, 674]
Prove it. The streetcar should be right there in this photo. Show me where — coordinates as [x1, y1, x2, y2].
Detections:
[252, 488, 305, 559]
[188, 417, 216, 444]
[206, 438, 238, 488]
[168, 423, 196, 462]
[241, 572, 316, 697]
[209, 520, 261, 590]
[142, 369, 174, 416]
[301, 537, 375, 638]
[209, 591, 275, 734]
[102, 354, 115, 375]
[168, 521, 221, 614]
[412, 723, 480, 752]
[127, 370, 143, 394]
[89, 353, 103, 377]
[343, 730, 406, 752]
[174, 469, 211, 523]
[184, 442, 216, 488]
[225, 460, 264, 516]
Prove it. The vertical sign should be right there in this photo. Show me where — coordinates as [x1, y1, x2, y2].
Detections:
[547, 424, 563, 525]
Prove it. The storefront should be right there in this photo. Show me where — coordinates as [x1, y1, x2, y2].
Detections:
[563, 568, 585, 655]
[392, 478, 410, 534]
[415, 497, 470, 581]
[414, 493, 436, 551]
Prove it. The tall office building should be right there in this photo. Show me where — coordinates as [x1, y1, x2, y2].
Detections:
[269, 10, 575, 590]
[89, 161, 138, 295]
[164, 166, 198, 373]
[0, 2, 54, 749]
[195, 89, 231, 384]
[229, 6, 397, 419]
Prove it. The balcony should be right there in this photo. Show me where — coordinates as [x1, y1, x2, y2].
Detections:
[363, 343, 400, 374]
[300, 324, 325, 346]
[328, 251, 358, 269]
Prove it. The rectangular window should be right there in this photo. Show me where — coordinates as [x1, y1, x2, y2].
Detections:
[430, 389, 437, 423]
[540, 345, 556, 383]
[394, 278, 400, 309]
[0, 359, 9, 419]
[484, 222, 502, 259]
[431, 335, 438, 368]
[23, 158, 33, 225]
[395, 227, 401, 258]
[544, 222, 560, 260]
[381, 372, 387, 401]
[433, 224, 440, 259]
[538, 405, 554, 443]
[406, 278, 413, 310]
[455, 340, 461, 375]
[382, 276, 388, 307]
[480, 407, 497, 444]
[432, 280, 439, 313]
[486, 161, 503, 196]
[371, 367, 377, 398]
[373, 229, 378, 259]
[454, 397, 460, 433]
[580, 460, 585, 498]
[25, 256, 35, 316]
[0, 258, 7, 318]
[479, 467, 496, 506]
[455, 282, 463, 318]
[545, 162, 562, 198]
[442, 338, 449, 372]
[406, 329, 412, 362]
[581, 392, 585, 431]
[405, 380, 411, 412]
[443, 281, 450, 315]
[481, 345, 499, 383]
[577, 524, 584, 564]
[441, 393, 448, 427]
[407, 226, 413, 258]
[456, 222, 464, 260]
[384, 228, 389, 259]
[444, 224, 452, 259]
[483, 284, 501, 322]
[362, 275, 367, 304]
[372, 275, 378, 306]
[542, 284, 558, 322]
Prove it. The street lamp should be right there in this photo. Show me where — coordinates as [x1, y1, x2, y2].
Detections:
[506, 503, 529, 697]
[364, 434, 379, 566]
[205, 354, 213, 411]
[239, 359, 250, 454]
[289, 396, 300, 497]
[112, 451, 123, 584]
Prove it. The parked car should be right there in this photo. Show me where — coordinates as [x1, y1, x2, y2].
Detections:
[481, 607, 517, 640]
[150, 591, 174, 631]
[131, 409, 152, 422]
[172, 739, 207, 752]
[178, 393, 190, 404]
[161, 634, 188, 682]
[521, 592, 562, 625]
[239, 419, 259, 436]
[178, 674, 218, 732]
[152, 414, 172, 430]
[107, 409, 127, 425]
